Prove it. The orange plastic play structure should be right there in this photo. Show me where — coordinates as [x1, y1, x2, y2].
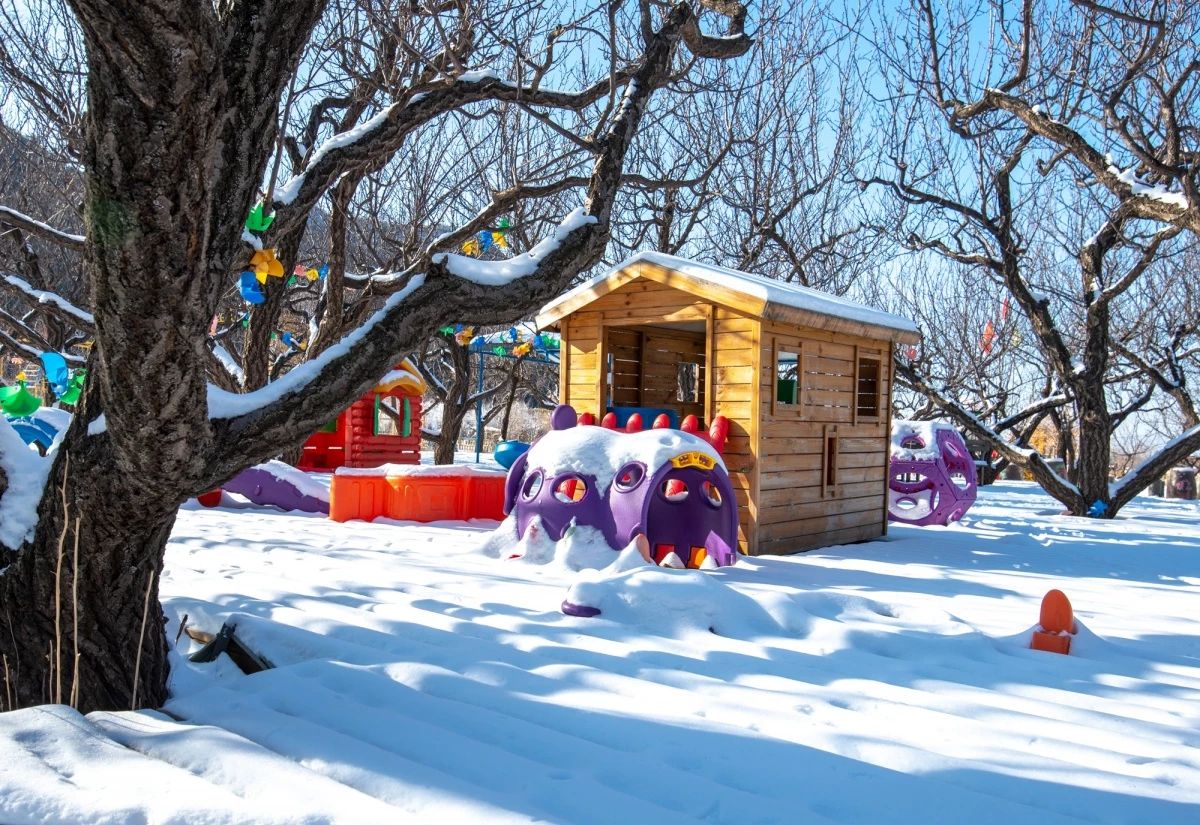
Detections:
[1030, 589, 1076, 655]
[330, 470, 506, 523]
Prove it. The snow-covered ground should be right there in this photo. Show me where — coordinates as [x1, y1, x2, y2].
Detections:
[2, 481, 1199, 824]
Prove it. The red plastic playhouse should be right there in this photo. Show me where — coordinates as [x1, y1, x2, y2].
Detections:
[297, 359, 427, 471]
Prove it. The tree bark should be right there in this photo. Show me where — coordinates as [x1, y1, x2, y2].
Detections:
[1, 419, 173, 712]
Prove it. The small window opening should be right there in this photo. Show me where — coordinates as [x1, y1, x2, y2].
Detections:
[660, 478, 689, 502]
[857, 357, 880, 418]
[823, 426, 839, 495]
[374, 394, 410, 436]
[614, 462, 646, 492]
[701, 480, 723, 508]
[553, 476, 588, 503]
[676, 362, 700, 403]
[776, 349, 800, 406]
[521, 471, 544, 500]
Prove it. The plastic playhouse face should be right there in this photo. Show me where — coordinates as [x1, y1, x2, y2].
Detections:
[503, 405, 739, 568]
[887, 421, 978, 526]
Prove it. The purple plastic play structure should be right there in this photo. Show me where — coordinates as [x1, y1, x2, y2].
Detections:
[887, 421, 977, 526]
[223, 463, 330, 514]
[504, 405, 740, 573]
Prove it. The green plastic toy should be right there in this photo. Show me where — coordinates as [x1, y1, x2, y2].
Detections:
[58, 370, 86, 406]
[0, 380, 42, 417]
[245, 202, 275, 233]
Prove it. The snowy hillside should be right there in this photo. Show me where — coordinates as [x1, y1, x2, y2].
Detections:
[2, 481, 1199, 824]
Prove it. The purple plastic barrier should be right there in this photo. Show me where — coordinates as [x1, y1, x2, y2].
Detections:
[224, 465, 330, 514]
[503, 405, 739, 568]
[888, 424, 977, 526]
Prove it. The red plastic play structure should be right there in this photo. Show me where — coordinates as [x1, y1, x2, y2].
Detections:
[297, 360, 427, 471]
[576, 409, 730, 453]
[330, 468, 507, 523]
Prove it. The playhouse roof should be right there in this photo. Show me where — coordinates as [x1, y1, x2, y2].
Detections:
[374, 357, 427, 396]
[536, 251, 921, 344]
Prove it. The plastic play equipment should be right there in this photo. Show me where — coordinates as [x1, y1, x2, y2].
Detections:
[1030, 589, 1077, 655]
[0, 375, 41, 418]
[297, 360, 426, 471]
[329, 465, 507, 523]
[503, 404, 738, 569]
[8, 416, 59, 454]
[493, 440, 530, 470]
[887, 420, 977, 526]
[198, 460, 330, 514]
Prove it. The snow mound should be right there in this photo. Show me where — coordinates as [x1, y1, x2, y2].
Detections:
[479, 515, 620, 571]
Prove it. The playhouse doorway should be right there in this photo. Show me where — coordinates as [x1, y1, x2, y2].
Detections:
[603, 323, 707, 426]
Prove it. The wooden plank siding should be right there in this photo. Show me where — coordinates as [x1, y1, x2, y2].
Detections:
[752, 318, 893, 555]
[710, 307, 761, 555]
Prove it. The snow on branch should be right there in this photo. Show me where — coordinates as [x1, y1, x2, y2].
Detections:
[1109, 422, 1200, 501]
[430, 208, 598, 286]
[1106, 163, 1190, 210]
[2, 273, 95, 329]
[0, 205, 86, 250]
[207, 274, 426, 419]
[268, 70, 637, 229]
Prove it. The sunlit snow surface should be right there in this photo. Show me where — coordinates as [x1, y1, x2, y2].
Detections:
[2, 481, 1199, 824]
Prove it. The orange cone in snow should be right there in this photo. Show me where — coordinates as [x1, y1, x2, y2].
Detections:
[1030, 589, 1076, 654]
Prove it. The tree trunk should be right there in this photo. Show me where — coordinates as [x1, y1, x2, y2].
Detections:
[0, 424, 174, 712]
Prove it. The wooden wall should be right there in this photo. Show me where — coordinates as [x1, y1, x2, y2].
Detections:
[604, 326, 706, 422]
[707, 307, 761, 553]
[755, 320, 892, 555]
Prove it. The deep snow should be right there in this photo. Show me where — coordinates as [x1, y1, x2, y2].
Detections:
[2, 481, 1199, 824]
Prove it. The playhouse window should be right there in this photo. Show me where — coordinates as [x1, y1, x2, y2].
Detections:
[823, 426, 840, 496]
[857, 357, 881, 419]
[775, 346, 800, 408]
[374, 395, 411, 437]
[676, 362, 700, 403]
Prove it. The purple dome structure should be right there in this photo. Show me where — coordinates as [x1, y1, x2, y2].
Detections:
[503, 405, 739, 568]
[887, 421, 977, 526]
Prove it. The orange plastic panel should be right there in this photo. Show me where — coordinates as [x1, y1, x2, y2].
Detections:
[1031, 630, 1071, 655]
[330, 473, 506, 522]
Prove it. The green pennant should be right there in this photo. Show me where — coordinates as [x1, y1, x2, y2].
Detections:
[245, 202, 274, 233]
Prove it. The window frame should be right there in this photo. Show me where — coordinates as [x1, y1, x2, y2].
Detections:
[771, 337, 803, 417]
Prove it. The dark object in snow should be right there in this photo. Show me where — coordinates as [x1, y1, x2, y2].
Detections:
[561, 599, 602, 618]
[187, 622, 273, 674]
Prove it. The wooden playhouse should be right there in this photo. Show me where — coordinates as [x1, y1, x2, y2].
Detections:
[535, 252, 920, 556]
[297, 358, 428, 471]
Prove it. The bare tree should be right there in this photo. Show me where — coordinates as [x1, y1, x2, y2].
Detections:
[0, 0, 752, 712]
[865, 0, 1200, 516]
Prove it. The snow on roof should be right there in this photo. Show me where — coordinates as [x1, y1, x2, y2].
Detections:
[374, 357, 427, 395]
[538, 251, 919, 339]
